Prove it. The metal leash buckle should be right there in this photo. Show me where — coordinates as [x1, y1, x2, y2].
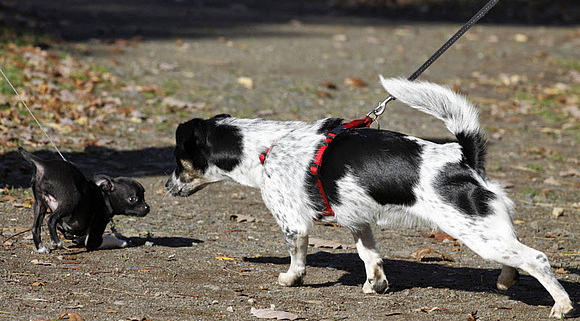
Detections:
[366, 95, 395, 128]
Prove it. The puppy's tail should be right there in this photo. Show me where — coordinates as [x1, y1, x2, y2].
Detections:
[379, 76, 486, 172]
[18, 147, 42, 167]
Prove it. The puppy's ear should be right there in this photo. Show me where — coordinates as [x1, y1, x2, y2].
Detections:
[93, 175, 114, 192]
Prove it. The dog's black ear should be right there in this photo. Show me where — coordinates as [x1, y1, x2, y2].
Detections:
[93, 175, 114, 193]
[176, 118, 207, 147]
[212, 114, 231, 120]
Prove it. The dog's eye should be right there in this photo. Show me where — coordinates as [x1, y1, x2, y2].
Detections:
[128, 196, 138, 204]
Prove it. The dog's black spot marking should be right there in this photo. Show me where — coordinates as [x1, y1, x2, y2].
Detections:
[205, 118, 243, 171]
[455, 130, 487, 174]
[315, 128, 422, 207]
[435, 163, 495, 217]
[536, 254, 549, 263]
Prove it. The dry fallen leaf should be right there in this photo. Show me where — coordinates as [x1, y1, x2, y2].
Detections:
[554, 267, 570, 274]
[543, 176, 561, 186]
[514, 34, 530, 42]
[331, 34, 347, 42]
[250, 307, 301, 320]
[238, 77, 254, 89]
[559, 169, 580, 177]
[552, 207, 565, 218]
[230, 214, 257, 223]
[344, 77, 367, 87]
[59, 312, 84, 321]
[316, 91, 332, 98]
[545, 233, 568, 238]
[424, 232, 456, 244]
[415, 306, 447, 313]
[30, 259, 53, 266]
[467, 310, 479, 321]
[320, 81, 337, 90]
[216, 256, 236, 261]
[411, 248, 455, 262]
[161, 97, 202, 109]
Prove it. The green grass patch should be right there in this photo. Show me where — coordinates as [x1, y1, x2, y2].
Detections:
[520, 188, 538, 197]
[526, 164, 544, 172]
[552, 57, 580, 71]
[161, 80, 181, 96]
[0, 64, 25, 95]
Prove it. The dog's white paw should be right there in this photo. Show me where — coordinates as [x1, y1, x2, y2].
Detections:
[278, 272, 303, 287]
[550, 301, 575, 319]
[497, 266, 518, 291]
[49, 240, 63, 250]
[99, 235, 128, 249]
[362, 278, 389, 294]
[35, 244, 51, 254]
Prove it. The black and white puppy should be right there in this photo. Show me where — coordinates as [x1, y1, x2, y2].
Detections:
[18, 148, 150, 253]
[165, 78, 573, 318]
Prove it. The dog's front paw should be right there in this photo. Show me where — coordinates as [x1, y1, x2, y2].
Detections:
[278, 272, 304, 287]
[99, 235, 128, 249]
[35, 244, 51, 254]
[49, 240, 63, 250]
[362, 278, 389, 294]
[550, 301, 575, 319]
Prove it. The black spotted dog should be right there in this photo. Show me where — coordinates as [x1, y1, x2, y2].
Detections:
[165, 78, 574, 318]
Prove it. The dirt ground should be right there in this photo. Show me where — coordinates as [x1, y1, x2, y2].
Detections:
[1, 1, 579, 320]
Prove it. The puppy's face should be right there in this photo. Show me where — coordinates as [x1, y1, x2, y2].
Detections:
[165, 114, 241, 197]
[94, 176, 150, 217]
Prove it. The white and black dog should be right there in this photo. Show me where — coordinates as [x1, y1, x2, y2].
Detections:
[165, 78, 574, 318]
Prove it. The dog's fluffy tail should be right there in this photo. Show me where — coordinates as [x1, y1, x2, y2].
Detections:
[379, 76, 486, 172]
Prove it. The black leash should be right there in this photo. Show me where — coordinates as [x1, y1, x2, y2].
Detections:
[367, 0, 500, 120]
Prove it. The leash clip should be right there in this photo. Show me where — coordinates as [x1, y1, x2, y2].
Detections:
[366, 95, 395, 121]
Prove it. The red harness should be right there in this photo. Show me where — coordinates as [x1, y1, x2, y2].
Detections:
[260, 117, 373, 219]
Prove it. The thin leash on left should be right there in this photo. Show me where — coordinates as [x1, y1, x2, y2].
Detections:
[0, 66, 68, 162]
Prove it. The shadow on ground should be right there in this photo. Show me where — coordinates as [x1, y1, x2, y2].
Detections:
[126, 236, 203, 248]
[2, 0, 578, 42]
[246, 251, 580, 308]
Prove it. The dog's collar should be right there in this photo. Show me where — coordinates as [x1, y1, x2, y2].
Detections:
[259, 117, 372, 219]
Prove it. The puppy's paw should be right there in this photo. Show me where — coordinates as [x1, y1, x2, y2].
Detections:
[49, 240, 63, 250]
[278, 272, 303, 287]
[99, 235, 128, 249]
[362, 278, 389, 294]
[550, 301, 575, 319]
[35, 244, 51, 254]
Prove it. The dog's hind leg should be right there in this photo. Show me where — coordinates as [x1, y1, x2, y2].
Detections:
[352, 225, 388, 294]
[452, 220, 574, 319]
[497, 265, 518, 291]
[45, 211, 65, 250]
[278, 228, 308, 287]
[32, 197, 49, 253]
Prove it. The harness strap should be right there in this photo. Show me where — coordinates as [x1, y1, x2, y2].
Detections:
[259, 117, 372, 219]
[310, 116, 372, 218]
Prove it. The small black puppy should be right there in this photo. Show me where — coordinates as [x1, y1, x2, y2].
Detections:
[18, 147, 150, 253]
